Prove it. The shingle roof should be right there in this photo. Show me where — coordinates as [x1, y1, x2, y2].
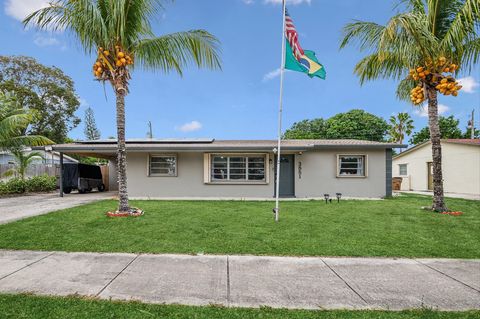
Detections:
[442, 139, 480, 146]
[38, 139, 405, 154]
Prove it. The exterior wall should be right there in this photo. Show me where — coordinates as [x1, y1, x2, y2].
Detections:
[392, 143, 480, 195]
[113, 149, 388, 198]
[108, 159, 118, 191]
[294, 148, 387, 198]
[126, 152, 275, 198]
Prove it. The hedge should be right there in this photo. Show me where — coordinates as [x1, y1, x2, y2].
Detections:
[0, 175, 56, 195]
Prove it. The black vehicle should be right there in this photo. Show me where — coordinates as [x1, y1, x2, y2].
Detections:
[62, 163, 105, 194]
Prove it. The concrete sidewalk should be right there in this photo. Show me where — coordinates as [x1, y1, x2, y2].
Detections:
[0, 191, 116, 225]
[0, 250, 479, 310]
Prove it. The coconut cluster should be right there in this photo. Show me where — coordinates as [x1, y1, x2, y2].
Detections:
[408, 56, 462, 105]
[92, 45, 133, 79]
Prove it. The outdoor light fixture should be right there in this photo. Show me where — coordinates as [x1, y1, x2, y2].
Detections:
[324, 194, 330, 204]
[336, 193, 342, 203]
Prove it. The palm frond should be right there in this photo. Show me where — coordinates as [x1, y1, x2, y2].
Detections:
[339, 21, 386, 51]
[396, 77, 417, 101]
[135, 30, 221, 75]
[353, 52, 409, 84]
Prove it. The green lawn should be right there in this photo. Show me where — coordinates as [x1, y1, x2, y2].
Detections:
[0, 194, 478, 258]
[1, 294, 479, 319]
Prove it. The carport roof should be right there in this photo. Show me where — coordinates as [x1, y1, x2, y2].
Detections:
[34, 139, 406, 157]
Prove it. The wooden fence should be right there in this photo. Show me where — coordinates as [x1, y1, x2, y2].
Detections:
[0, 164, 60, 180]
[0, 164, 109, 191]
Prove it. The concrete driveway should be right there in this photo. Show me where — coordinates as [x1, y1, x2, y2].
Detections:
[0, 191, 116, 225]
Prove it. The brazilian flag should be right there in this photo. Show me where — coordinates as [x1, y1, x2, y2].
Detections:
[285, 41, 326, 79]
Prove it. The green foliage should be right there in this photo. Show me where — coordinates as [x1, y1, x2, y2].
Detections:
[409, 115, 464, 145]
[25, 175, 56, 193]
[284, 109, 388, 141]
[283, 118, 327, 139]
[83, 107, 101, 140]
[0, 175, 56, 195]
[388, 112, 414, 144]
[339, 0, 480, 101]
[0, 91, 52, 151]
[0, 294, 478, 319]
[0, 56, 81, 143]
[0, 195, 478, 258]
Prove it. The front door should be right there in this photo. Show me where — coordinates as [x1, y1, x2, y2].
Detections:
[275, 154, 295, 197]
[427, 162, 433, 190]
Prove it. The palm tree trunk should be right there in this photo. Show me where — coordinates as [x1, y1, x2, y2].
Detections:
[426, 87, 447, 212]
[115, 89, 129, 212]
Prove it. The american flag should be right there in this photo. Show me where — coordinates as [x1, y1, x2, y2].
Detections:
[285, 9, 304, 61]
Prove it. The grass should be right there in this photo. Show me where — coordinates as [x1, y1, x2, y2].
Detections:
[0, 194, 478, 258]
[0, 294, 479, 319]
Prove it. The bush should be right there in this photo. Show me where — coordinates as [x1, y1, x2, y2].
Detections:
[0, 175, 56, 195]
[25, 175, 57, 193]
[0, 178, 26, 194]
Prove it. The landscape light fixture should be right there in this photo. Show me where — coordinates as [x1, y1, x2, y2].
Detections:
[324, 194, 330, 204]
[336, 193, 342, 203]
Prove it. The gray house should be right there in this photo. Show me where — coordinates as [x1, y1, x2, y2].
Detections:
[39, 139, 405, 199]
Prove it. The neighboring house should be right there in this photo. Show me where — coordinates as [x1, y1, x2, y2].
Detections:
[392, 139, 480, 195]
[0, 149, 78, 165]
[37, 139, 405, 199]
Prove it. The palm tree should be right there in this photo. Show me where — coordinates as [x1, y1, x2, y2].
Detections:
[3, 150, 44, 180]
[0, 91, 52, 150]
[24, 0, 221, 213]
[340, 0, 480, 211]
[388, 112, 414, 146]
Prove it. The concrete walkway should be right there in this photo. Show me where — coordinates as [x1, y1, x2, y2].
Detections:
[0, 191, 116, 225]
[0, 250, 478, 311]
[396, 191, 480, 201]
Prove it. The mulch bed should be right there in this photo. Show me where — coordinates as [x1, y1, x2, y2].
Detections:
[106, 207, 144, 217]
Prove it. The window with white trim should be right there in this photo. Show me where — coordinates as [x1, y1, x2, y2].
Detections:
[399, 164, 408, 175]
[338, 155, 366, 177]
[211, 155, 266, 182]
[149, 155, 177, 176]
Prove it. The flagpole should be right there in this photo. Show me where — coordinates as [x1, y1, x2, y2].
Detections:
[274, 0, 287, 222]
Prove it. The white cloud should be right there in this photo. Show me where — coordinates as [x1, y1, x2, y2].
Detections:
[263, 68, 281, 82]
[242, 0, 254, 4]
[414, 103, 450, 117]
[264, 0, 311, 5]
[457, 76, 479, 93]
[176, 121, 202, 133]
[33, 35, 60, 47]
[4, 0, 49, 21]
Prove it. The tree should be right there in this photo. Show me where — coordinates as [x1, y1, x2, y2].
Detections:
[283, 118, 327, 139]
[284, 110, 388, 141]
[0, 56, 81, 143]
[410, 115, 465, 145]
[0, 91, 52, 151]
[84, 107, 101, 140]
[3, 150, 43, 180]
[340, 0, 480, 211]
[324, 109, 388, 141]
[388, 112, 414, 145]
[25, 0, 221, 213]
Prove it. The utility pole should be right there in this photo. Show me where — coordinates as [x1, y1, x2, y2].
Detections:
[468, 109, 475, 139]
[147, 121, 153, 139]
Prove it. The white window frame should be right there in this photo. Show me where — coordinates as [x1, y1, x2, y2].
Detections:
[399, 163, 408, 176]
[204, 153, 269, 184]
[336, 154, 368, 178]
[148, 154, 177, 177]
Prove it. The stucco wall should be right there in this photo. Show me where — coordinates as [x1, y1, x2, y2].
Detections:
[116, 149, 387, 199]
[294, 149, 387, 198]
[125, 152, 274, 198]
[392, 143, 480, 195]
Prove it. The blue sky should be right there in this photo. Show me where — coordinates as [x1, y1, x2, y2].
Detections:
[1, 0, 479, 143]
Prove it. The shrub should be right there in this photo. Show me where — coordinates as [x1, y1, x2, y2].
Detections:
[1, 178, 26, 194]
[0, 175, 56, 195]
[25, 175, 57, 193]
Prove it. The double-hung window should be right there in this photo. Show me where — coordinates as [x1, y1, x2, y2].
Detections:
[211, 155, 266, 182]
[149, 154, 177, 176]
[399, 164, 408, 175]
[338, 155, 366, 177]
